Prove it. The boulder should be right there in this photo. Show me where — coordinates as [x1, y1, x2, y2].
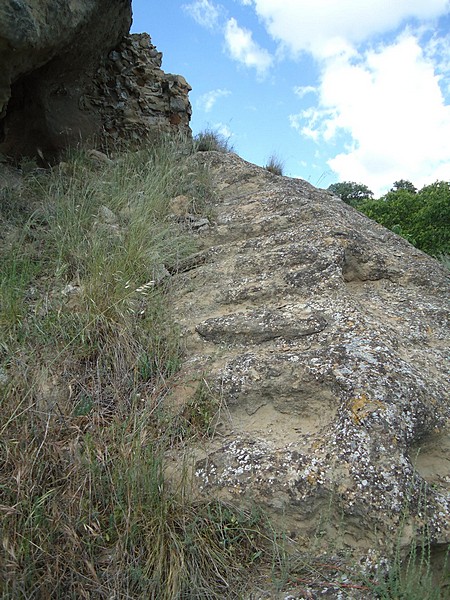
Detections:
[0, 2, 191, 163]
[170, 151, 450, 567]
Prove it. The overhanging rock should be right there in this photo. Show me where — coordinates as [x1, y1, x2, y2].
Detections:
[0, 2, 191, 162]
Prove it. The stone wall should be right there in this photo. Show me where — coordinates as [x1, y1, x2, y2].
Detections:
[86, 33, 192, 150]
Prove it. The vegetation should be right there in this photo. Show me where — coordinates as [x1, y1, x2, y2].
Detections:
[329, 178, 450, 257]
[194, 127, 234, 153]
[359, 180, 450, 256]
[0, 138, 270, 598]
[390, 179, 418, 194]
[264, 153, 284, 176]
[327, 180, 374, 207]
[368, 542, 449, 600]
[1, 137, 448, 597]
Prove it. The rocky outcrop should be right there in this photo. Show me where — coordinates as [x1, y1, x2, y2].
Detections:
[0, 1, 191, 162]
[170, 151, 450, 567]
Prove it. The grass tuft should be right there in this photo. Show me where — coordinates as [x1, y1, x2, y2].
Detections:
[264, 153, 284, 176]
[194, 128, 234, 153]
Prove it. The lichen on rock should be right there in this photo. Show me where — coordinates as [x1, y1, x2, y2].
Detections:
[170, 150, 450, 564]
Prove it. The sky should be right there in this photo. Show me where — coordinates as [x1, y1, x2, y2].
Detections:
[131, 1, 450, 195]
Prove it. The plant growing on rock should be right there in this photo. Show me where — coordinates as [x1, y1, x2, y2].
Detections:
[264, 153, 284, 176]
[194, 127, 234, 153]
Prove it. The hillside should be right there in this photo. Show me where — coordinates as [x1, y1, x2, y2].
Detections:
[1, 139, 449, 599]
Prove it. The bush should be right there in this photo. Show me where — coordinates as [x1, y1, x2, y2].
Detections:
[359, 181, 450, 256]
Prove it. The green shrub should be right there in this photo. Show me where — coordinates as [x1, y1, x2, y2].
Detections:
[359, 181, 450, 256]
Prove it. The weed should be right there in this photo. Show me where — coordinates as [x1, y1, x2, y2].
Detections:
[367, 541, 449, 599]
[166, 377, 223, 442]
[437, 253, 450, 270]
[264, 153, 284, 176]
[194, 128, 234, 153]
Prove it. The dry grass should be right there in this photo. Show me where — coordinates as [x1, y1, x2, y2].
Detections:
[194, 128, 234, 153]
[264, 154, 284, 176]
[1, 138, 448, 599]
[0, 139, 272, 598]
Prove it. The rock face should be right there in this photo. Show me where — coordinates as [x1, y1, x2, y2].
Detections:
[0, 1, 191, 162]
[171, 151, 450, 564]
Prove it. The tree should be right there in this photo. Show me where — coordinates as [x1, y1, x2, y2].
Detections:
[327, 181, 374, 207]
[359, 181, 450, 256]
[390, 179, 417, 193]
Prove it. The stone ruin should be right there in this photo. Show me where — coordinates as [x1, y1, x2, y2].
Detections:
[86, 33, 191, 150]
[0, 1, 191, 163]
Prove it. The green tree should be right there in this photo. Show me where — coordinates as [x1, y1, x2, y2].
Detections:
[413, 181, 450, 255]
[390, 179, 417, 193]
[327, 181, 374, 207]
[359, 181, 450, 256]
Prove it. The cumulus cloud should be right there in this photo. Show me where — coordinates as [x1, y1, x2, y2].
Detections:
[197, 89, 231, 112]
[291, 34, 450, 194]
[183, 0, 221, 29]
[244, 0, 449, 59]
[224, 17, 274, 76]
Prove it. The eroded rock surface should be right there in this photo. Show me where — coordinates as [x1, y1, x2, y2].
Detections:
[171, 151, 450, 563]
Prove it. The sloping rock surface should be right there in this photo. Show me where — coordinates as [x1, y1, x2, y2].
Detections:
[171, 151, 450, 562]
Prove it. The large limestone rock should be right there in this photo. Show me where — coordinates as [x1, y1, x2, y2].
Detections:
[0, 2, 191, 162]
[171, 151, 450, 566]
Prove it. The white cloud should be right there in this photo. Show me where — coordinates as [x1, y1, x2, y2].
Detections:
[183, 0, 221, 29]
[197, 89, 231, 112]
[293, 85, 317, 98]
[244, 0, 450, 59]
[292, 34, 450, 194]
[224, 17, 274, 76]
[214, 122, 233, 138]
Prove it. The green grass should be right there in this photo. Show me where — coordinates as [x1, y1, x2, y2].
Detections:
[368, 542, 449, 599]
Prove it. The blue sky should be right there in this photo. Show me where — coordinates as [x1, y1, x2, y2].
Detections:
[131, 1, 450, 195]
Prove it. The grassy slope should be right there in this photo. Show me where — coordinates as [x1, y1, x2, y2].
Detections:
[0, 138, 448, 598]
